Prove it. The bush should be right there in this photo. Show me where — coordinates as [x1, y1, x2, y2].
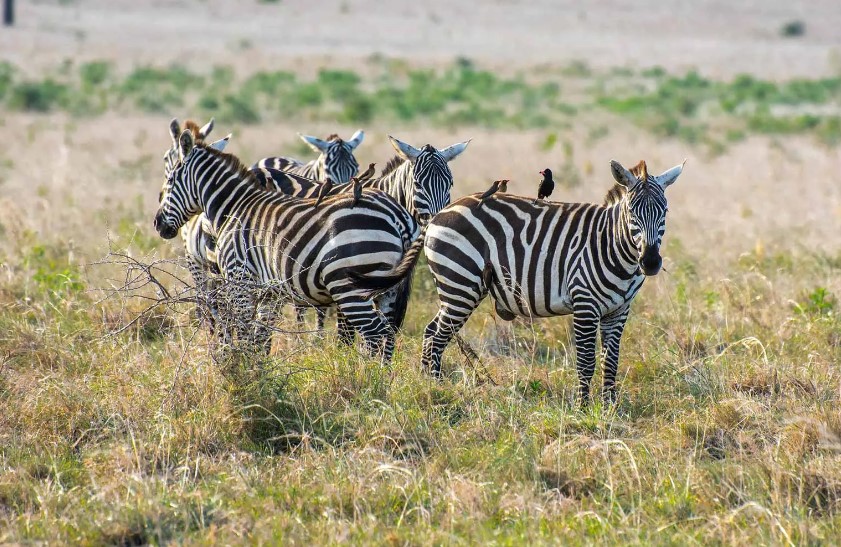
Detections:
[780, 20, 806, 37]
[8, 80, 69, 112]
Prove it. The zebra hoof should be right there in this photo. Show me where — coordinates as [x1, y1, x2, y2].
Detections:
[602, 387, 618, 406]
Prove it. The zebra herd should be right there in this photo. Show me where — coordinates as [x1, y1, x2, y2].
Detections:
[155, 117, 684, 405]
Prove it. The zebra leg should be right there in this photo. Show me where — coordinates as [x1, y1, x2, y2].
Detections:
[294, 304, 308, 327]
[420, 305, 474, 378]
[186, 255, 214, 329]
[375, 287, 400, 332]
[336, 309, 355, 346]
[334, 296, 394, 361]
[316, 306, 327, 331]
[572, 304, 600, 407]
[253, 297, 279, 355]
[599, 305, 630, 404]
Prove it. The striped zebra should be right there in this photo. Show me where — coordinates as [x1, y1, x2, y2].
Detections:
[162, 120, 342, 329]
[162, 118, 232, 326]
[155, 129, 420, 359]
[255, 131, 364, 184]
[253, 135, 470, 222]
[261, 135, 470, 329]
[349, 159, 685, 404]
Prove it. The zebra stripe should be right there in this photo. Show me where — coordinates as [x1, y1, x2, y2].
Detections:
[349, 159, 685, 404]
[155, 130, 420, 359]
[253, 135, 470, 329]
[254, 130, 364, 185]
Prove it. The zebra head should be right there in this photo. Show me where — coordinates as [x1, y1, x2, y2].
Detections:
[610, 159, 685, 276]
[299, 130, 364, 183]
[163, 117, 229, 181]
[388, 136, 470, 223]
[155, 129, 204, 239]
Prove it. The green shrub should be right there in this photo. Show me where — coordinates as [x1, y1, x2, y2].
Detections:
[9, 80, 69, 112]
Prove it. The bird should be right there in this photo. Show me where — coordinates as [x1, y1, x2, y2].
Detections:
[357, 162, 376, 182]
[537, 168, 554, 201]
[313, 177, 334, 207]
[351, 176, 363, 208]
[479, 179, 509, 202]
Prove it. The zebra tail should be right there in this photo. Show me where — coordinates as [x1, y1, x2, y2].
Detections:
[387, 268, 415, 331]
[347, 224, 428, 298]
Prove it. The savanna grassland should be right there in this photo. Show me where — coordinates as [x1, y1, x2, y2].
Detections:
[2, 1, 841, 544]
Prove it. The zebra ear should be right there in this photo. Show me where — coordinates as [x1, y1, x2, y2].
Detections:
[208, 133, 231, 151]
[439, 139, 471, 162]
[299, 133, 329, 153]
[346, 130, 364, 150]
[169, 119, 181, 144]
[388, 135, 421, 161]
[610, 160, 636, 188]
[654, 160, 686, 189]
[179, 129, 195, 158]
[198, 117, 215, 140]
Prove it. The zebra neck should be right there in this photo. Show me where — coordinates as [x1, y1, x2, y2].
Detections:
[197, 168, 265, 233]
[367, 160, 414, 215]
[606, 200, 640, 276]
[288, 160, 320, 181]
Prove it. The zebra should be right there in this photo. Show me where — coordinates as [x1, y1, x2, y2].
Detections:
[252, 130, 365, 326]
[263, 136, 471, 224]
[349, 159, 685, 405]
[161, 120, 345, 330]
[162, 118, 232, 326]
[259, 135, 470, 330]
[254, 131, 364, 184]
[155, 129, 420, 360]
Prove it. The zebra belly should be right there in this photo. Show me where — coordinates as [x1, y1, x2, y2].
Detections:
[489, 282, 574, 319]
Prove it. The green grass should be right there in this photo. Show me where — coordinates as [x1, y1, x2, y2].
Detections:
[598, 70, 841, 150]
[2, 58, 840, 148]
[2, 228, 841, 543]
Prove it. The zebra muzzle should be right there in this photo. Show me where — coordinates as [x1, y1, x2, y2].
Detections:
[639, 245, 662, 276]
[154, 214, 179, 240]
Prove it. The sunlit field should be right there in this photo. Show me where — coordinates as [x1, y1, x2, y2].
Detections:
[2, 1, 841, 544]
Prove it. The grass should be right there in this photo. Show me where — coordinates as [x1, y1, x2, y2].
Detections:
[3, 58, 840, 148]
[2, 224, 841, 543]
[597, 69, 841, 151]
[4, 55, 841, 542]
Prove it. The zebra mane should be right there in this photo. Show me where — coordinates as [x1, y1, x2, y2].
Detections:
[380, 155, 406, 177]
[183, 121, 206, 142]
[602, 184, 626, 206]
[326, 133, 341, 141]
[602, 160, 649, 206]
[199, 145, 262, 189]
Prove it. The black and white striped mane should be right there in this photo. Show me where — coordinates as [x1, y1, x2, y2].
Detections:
[603, 160, 651, 206]
[198, 145, 263, 189]
[603, 184, 626, 206]
[379, 155, 405, 177]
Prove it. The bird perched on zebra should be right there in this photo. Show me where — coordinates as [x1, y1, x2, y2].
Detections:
[254, 131, 365, 185]
[350, 162, 377, 208]
[155, 130, 420, 359]
[537, 168, 554, 201]
[357, 162, 376, 182]
[479, 179, 510, 202]
[313, 177, 334, 207]
[349, 158, 686, 405]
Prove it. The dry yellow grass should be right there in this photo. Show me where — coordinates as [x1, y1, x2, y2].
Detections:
[2, 1, 841, 544]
